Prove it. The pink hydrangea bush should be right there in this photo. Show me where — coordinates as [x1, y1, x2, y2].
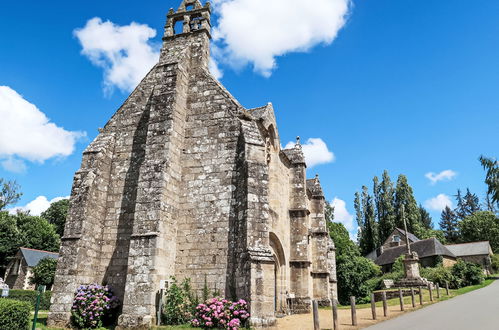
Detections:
[191, 297, 250, 329]
[71, 284, 120, 329]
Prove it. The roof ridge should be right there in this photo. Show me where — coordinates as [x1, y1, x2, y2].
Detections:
[445, 241, 490, 246]
[20, 247, 59, 254]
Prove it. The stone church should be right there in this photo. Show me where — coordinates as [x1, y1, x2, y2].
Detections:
[48, 1, 337, 328]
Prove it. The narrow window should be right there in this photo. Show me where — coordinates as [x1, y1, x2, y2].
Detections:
[174, 20, 184, 34]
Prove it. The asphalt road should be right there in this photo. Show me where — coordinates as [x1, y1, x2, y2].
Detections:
[366, 279, 499, 330]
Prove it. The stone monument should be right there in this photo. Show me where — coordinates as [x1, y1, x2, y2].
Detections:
[47, 1, 337, 328]
[395, 206, 432, 288]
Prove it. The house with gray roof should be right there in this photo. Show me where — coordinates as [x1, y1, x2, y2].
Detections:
[375, 237, 457, 272]
[5, 247, 59, 290]
[445, 241, 493, 275]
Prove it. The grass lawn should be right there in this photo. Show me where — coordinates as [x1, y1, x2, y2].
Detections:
[329, 277, 496, 311]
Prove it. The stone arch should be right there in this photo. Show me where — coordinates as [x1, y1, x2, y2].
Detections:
[269, 232, 286, 314]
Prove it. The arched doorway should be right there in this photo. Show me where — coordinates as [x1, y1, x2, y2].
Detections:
[269, 232, 286, 314]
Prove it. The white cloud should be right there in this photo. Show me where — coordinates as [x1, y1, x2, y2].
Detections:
[1, 157, 27, 173]
[209, 58, 223, 80]
[424, 194, 453, 212]
[0, 86, 85, 172]
[285, 138, 335, 168]
[9, 196, 69, 216]
[212, 0, 351, 76]
[331, 197, 354, 229]
[74, 18, 161, 94]
[425, 170, 457, 185]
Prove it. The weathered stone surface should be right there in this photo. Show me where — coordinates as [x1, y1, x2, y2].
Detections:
[47, 1, 337, 328]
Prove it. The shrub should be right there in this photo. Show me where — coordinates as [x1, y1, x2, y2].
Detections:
[0, 298, 31, 330]
[163, 277, 198, 325]
[391, 256, 405, 273]
[191, 297, 250, 329]
[420, 265, 453, 287]
[451, 260, 485, 288]
[71, 284, 119, 329]
[336, 255, 381, 304]
[8, 289, 52, 310]
[491, 254, 499, 274]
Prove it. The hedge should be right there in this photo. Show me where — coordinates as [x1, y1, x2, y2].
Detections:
[7, 290, 52, 310]
[0, 299, 32, 330]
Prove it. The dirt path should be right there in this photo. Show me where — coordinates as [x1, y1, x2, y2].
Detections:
[273, 303, 424, 330]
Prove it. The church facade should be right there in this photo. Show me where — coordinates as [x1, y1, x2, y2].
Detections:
[48, 1, 337, 328]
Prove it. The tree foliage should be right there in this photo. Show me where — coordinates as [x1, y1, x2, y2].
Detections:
[336, 254, 381, 304]
[440, 206, 459, 243]
[0, 179, 22, 211]
[41, 199, 69, 236]
[327, 221, 359, 257]
[394, 175, 419, 233]
[0, 212, 23, 276]
[355, 172, 428, 255]
[30, 257, 58, 288]
[455, 189, 481, 220]
[376, 171, 396, 243]
[480, 155, 499, 206]
[459, 211, 499, 252]
[16, 214, 60, 252]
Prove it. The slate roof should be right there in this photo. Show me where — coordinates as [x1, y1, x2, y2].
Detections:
[20, 247, 59, 267]
[306, 177, 324, 197]
[445, 241, 492, 257]
[375, 238, 456, 266]
[282, 147, 306, 165]
[394, 228, 420, 243]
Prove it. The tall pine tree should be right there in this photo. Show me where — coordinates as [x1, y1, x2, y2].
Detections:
[455, 188, 481, 220]
[418, 204, 433, 230]
[439, 206, 459, 243]
[394, 175, 419, 233]
[376, 170, 396, 243]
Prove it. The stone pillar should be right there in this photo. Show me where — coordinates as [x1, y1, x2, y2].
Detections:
[240, 122, 276, 327]
[288, 144, 312, 313]
[403, 252, 421, 279]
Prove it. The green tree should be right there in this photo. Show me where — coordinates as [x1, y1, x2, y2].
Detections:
[376, 171, 396, 243]
[361, 194, 378, 255]
[325, 202, 334, 222]
[0, 212, 23, 276]
[418, 204, 433, 230]
[480, 155, 499, 205]
[394, 175, 419, 233]
[327, 221, 359, 257]
[356, 186, 378, 255]
[439, 206, 459, 243]
[41, 199, 69, 236]
[336, 255, 381, 304]
[0, 179, 22, 211]
[455, 189, 481, 220]
[30, 257, 57, 289]
[16, 214, 60, 252]
[459, 211, 499, 252]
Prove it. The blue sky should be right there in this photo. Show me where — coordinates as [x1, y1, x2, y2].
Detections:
[0, 0, 497, 237]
